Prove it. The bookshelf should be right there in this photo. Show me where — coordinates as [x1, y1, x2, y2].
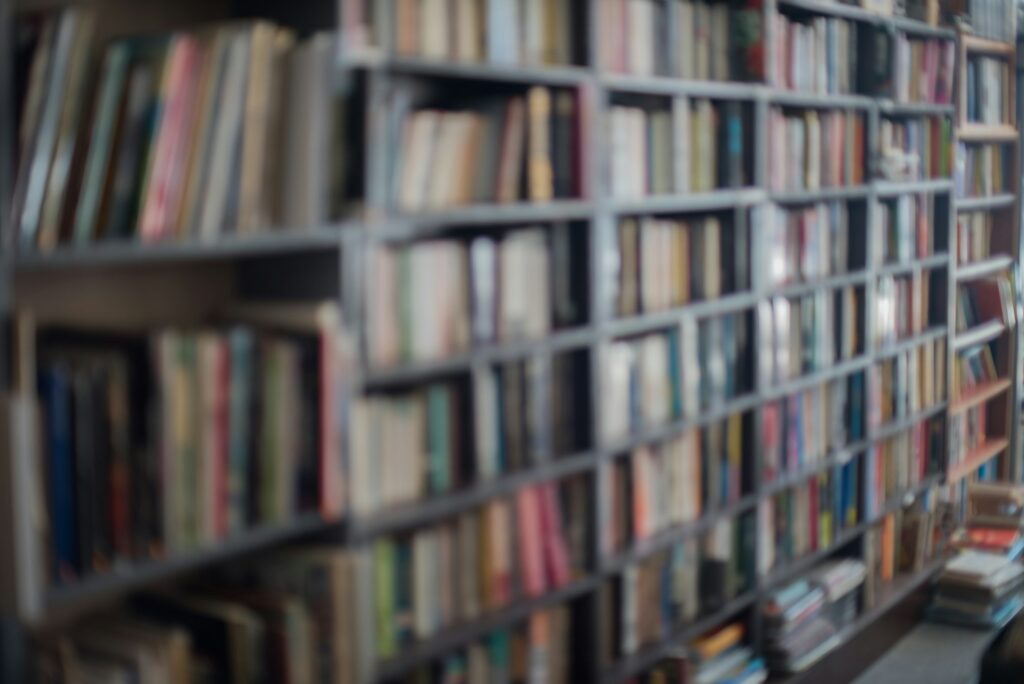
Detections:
[0, 0, 1018, 682]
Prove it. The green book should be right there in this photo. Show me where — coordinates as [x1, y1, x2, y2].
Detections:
[399, 250, 413, 362]
[374, 540, 397, 659]
[427, 384, 451, 494]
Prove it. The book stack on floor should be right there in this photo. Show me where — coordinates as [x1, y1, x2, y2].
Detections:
[928, 549, 1024, 629]
[763, 558, 866, 675]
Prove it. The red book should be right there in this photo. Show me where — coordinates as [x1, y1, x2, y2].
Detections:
[516, 487, 547, 597]
[962, 527, 1021, 553]
[539, 483, 572, 588]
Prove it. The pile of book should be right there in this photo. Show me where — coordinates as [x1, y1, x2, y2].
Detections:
[928, 550, 1024, 628]
[957, 273, 1016, 332]
[956, 142, 1012, 197]
[389, 0, 575, 67]
[13, 12, 343, 252]
[763, 559, 866, 674]
[390, 87, 578, 210]
[953, 483, 1024, 559]
[38, 547, 364, 683]
[609, 98, 750, 197]
[35, 304, 348, 584]
[686, 622, 766, 684]
[760, 372, 864, 482]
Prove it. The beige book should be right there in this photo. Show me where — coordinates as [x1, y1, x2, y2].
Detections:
[527, 86, 554, 202]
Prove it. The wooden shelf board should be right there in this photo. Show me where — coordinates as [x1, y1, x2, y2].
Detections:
[961, 34, 1016, 56]
[955, 254, 1015, 281]
[956, 124, 1018, 142]
[947, 438, 1010, 483]
[950, 378, 1012, 414]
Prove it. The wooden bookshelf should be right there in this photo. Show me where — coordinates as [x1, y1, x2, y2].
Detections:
[0, 0, 1016, 682]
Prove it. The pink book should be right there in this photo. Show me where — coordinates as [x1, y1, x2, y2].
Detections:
[539, 483, 572, 588]
[632, 447, 650, 539]
[516, 489, 546, 597]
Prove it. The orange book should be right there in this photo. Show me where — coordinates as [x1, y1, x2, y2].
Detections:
[632, 447, 651, 539]
[881, 514, 895, 581]
[691, 622, 744, 663]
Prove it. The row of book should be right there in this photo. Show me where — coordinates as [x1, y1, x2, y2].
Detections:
[758, 461, 860, 576]
[599, 0, 762, 81]
[389, 0, 575, 67]
[615, 214, 749, 317]
[38, 547, 365, 684]
[601, 314, 754, 443]
[609, 98, 749, 198]
[37, 309, 347, 583]
[13, 14, 342, 252]
[889, 34, 956, 105]
[369, 226, 582, 367]
[957, 273, 1016, 332]
[760, 372, 866, 482]
[764, 202, 858, 287]
[875, 272, 938, 349]
[863, 494, 942, 606]
[372, 476, 589, 659]
[605, 412, 752, 553]
[874, 193, 942, 267]
[949, 402, 996, 472]
[954, 343, 1001, 400]
[956, 142, 1011, 197]
[758, 289, 862, 385]
[864, 422, 938, 519]
[763, 559, 865, 674]
[602, 514, 756, 661]
[960, 0, 1018, 43]
[771, 14, 859, 95]
[966, 55, 1012, 126]
[390, 87, 578, 210]
[956, 211, 1003, 266]
[876, 116, 953, 181]
[768, 108, 866, 192]
[869, 337, 947, 427]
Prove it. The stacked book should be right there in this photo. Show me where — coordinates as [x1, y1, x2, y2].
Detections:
[686, 622, 766, 684]
[953, 483, 1024, 559]
[928, 550, 1024, 628]
[763, 559, 866, 675]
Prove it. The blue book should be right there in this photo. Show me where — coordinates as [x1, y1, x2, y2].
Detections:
[39, 365, 76, 580]
[493, 371, 506, 475]
[849, 373, 864, 439]
[667, 328, 682, 419]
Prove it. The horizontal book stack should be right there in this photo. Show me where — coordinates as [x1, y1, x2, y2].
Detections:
[869, 337, 947, 426]
[877, 116, 953, 181]
[609, 97, 751, 197]
[956, 273, 1016, 332]
[955, 143, 1012, 197]
[36, 308, 347, 584]
[874, 194, 942, 265]
[370, 474, 589, 657]
[614, 213, 749, 316]
[389, 86, 579, 210]
[759, 288, 862, 383]
[13, 15, 343, 252]
[759, 460, 860, 574]
[889, 34, 956, 104]
[37, 547, 363, 684]
[864, 422, 939, 518]
[600, 0, 763, 81]
[768, 108, 866, 192]
[763, 559, 866, 675]
[389, 0, 576, 67]
[685, 622, 766, 684]
[601, 313, 754, 442]
[771, 13, 858, 94]
[763, 202, 860, 286]
[965, 55, 1012, 126]
[952, 482, 1024, 557]
[760, 372, 866, 482]
[928, 550, 1024, 628]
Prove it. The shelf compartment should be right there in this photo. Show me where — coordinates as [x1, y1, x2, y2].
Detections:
[961, 34, 1016, 56]
[947, 438, 1010, 482]
[950, 378, 1012, 414]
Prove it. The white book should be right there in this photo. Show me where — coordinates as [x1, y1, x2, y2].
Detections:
[679, 318, 701, 419]
[486, 0, 519, 64]
[672, 95, 691, 194]
[470, 237, 497, 344]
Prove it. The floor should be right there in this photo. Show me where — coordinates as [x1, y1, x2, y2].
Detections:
[851, 621, 999, 684]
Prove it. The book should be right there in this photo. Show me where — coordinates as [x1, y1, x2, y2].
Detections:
[769, 107, 864, 191]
